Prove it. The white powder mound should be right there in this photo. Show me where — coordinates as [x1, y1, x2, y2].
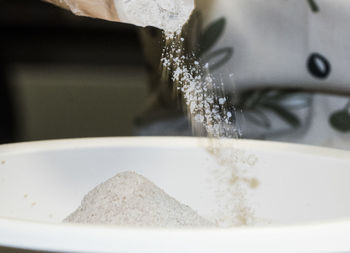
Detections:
[119, 0, 193, 34]
[64, 172, 213, 227]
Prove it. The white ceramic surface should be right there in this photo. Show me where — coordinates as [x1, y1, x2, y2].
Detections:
[0, 137, 350, 252]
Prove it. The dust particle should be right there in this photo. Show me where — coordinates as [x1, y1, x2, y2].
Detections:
[247, 155, 258, 166]
[244, 178, 260, 189]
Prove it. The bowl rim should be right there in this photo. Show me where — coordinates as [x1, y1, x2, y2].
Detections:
[1, 137, 350, 252]
[1, 217, 350, 253]
[0, 136, 349, 159]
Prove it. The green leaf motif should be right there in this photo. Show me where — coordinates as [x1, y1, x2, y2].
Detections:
[330, 110, 350, 132]
[307, 0, 319, 13]
[261, 102, 301, 128]
[199, 17, 226, 55]
[204, 47, 234, 71]
[245, 110, 271, 128]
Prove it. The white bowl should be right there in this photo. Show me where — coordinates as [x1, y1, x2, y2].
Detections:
[0, 137, 350, 252]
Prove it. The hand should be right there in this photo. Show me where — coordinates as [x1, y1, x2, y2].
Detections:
[43, 0, 120, 22]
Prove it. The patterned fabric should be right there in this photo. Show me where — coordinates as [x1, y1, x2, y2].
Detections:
[195, 0, 350, 94]
[137, 0, 350, 149]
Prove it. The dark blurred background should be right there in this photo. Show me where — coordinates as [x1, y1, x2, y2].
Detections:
[0, 0, 149, 144]
[1, 0, 350, 149]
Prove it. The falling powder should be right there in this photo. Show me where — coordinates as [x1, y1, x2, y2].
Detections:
[159, 19, 255, 226]
[161, 38, 240, 138]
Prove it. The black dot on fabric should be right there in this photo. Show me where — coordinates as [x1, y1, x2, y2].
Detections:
[307, 53, 331, 79]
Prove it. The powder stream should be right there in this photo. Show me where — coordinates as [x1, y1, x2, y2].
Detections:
[160, 29, 255, 226]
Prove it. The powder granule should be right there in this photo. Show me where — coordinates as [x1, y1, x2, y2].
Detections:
[64, 172, 213, 227]
[160, 35, 239, 138]
[120, 0, 194, 35]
